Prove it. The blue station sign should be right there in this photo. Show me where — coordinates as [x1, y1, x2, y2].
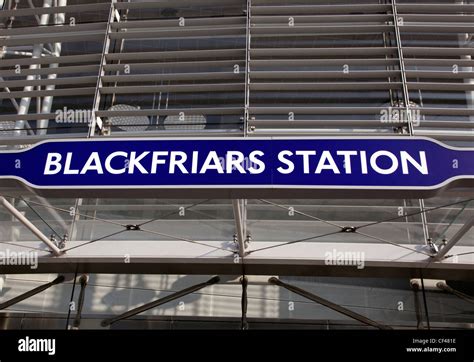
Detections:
[0, 137, 473, 198]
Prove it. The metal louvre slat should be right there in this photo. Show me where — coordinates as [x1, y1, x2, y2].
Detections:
[251, 59, 400, 67]
[0, 3, 110, 17]
[407, 83, 474, 91]
[249, 120, 391, 128]
[0, 54, 102, 68]
[400, 14, 474, 22]
[0, 76, 98, 88]
[114, 0, 244, 10]
[397, 4, 474, 13]
[0, 87, 96, 99]
[251, 48, 398, 57]
[251, 70, 400, 79]
[0, 31, 105, 47]
[405, 71, 474, 79]
[109, 27, 246, 40]
[405, 59, 474, 67]
[400, 25, 474, 33]
[0, 22, 106, 36]
[248, 107, 474, 117]
[251, 4, 392, 15]
[249, 120, 474, 130]
[250, 25, 394, 35]
[403, 47, 474, 56]
[0, 108, 243, 122]
[111, 17, 246, 29]
[102, 72, 244, 83]
[100, 84, 245, 94]
[250, 82, 403, 91]
[251, 14, 392, 24]
[103, 60, 243, 72]
[96, 107, 243, 118]
[105, 49, 245, 62]
[249, 107, 402, 115]
[0, 64, 100, 77]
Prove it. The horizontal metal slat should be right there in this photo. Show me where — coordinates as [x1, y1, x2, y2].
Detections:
[103, 60, 243, 72]
[407, 82, 474, 91]
[0, 87, 95, 99]
[115, 0, 243, 10]
[0, 3, 110, 17]
[251, 4, 392, 16]
[105, 49, 245, 62]
[96, 107, 243, 118]
[112, 17, 245, 30]
[100, 83, 245, 94]
[0, 76, 98, 88]
[102, 72, 243, 83]
[250, 59, 399, 67]
[0, 54, 102, 68]
[109, 27, 245, 40]
[250, 70, 400, 79]
[250, 24, 393, 35]
[0, 64, 100, 77]
[251, 47, 398, 57]
[250, 82, 402, 91]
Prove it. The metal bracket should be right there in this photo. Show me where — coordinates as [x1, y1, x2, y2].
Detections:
[434, 216, 474, 261]
[232, 199, 247, 257]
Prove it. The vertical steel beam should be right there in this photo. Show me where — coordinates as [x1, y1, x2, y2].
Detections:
[244, 0, 251, 136]
[14, 0, 53, 136]
[37, 0, 68, 135]
[88, 0, 117, 137]
[392, 0, 431, 245]
[232, 199, 246, 257]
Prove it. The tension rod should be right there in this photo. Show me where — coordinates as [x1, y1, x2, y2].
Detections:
[0, 275, 65, 310]
[72, 274, 89, 329]
[101, 276, 220, 327]
[269, 277, 392, 330]
[241, 276, 248, 330]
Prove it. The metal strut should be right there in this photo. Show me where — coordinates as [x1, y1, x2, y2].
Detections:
[72, 274, 89, 329]
[0, 196, 62, 256]
[101, 276, 220, 327]
[268, 277, 393, 330]
[434, 217, 474, 261]
[0, 275, 65, 310]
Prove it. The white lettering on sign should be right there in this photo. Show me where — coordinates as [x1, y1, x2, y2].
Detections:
[43, 150, 428, 176]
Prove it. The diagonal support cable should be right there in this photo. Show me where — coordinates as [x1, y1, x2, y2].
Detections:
[247, 230, 343, 255]
[355, 230, 434, 257]
[269, 277, 392, 330]
[356, 198, 473, 230]
[0, 275, 65, 310]
[259, 199, 344, 229]
[101, 276, 220, 327]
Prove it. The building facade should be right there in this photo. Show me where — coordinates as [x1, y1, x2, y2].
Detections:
[0, 0, 473, 329]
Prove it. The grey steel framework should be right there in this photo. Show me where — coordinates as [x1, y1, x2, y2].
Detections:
[0, 0, 473, 330]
